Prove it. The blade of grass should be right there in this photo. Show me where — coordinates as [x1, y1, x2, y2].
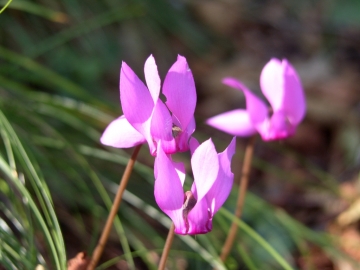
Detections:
[10, 106, 136, 269]
[0, 0, 68, 22]
[27, 4, 143, 58]
[0, 0, 12, 14]
[220, 208, 295, 270]
[0, 47, 101, 104]
[0, 156, 61, 269]
[0, 110, 67, 268]
[237, 243, 258, 270]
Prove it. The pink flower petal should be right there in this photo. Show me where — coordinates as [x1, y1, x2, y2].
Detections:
[206, 109, 257, 137]
[163, 55, 196, 131]
[154, 144, 185, 231]
[222, 78, 268, 129]
[260, 59, 306, 125]
[100, 115, 146, 148]
[173, 161, 186, 186]
[189, 136, 200, 156]
[282, 60, 306, 125]
[191, 139, 219, 203]
[144, 55, 161, 103]
[120, 61, 154, 144]
[206, 137, 236, 215]
[260, 58, 284, 111]
[150, 100, 177, 155]
[186, 198, 212, 234]
[172, 116, 195, 152]
[258, 110, 296, 141]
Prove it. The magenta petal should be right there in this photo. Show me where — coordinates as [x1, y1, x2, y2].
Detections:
[151, 100, 177, 155]
[282, 60, 306, 124]
[206, 137, 236, 215]
[120, 61, 154, 139]
[150, 100, 173, 141]
[100, 115, 146, 148]
[191, 139, 219, 202]
[189, 137, 200, 156]
[163, 55, 196, 131]
[144, 55, 161, 103]
[260, 59, 284, 111]
[206, 109, 257, 137]
[186, 198, 211, 234]
[154, 144, 185, 230]
[260, 59, 306, 125]
[222, 78, 268, 128]
[172, 116, 195, 152]
[173, 161, 186, 186]
[258, 110, 296, 141]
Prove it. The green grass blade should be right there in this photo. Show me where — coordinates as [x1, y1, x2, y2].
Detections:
[0, 110, 67, 269]
[0, 156, 61, 269]
[27, 4, 143, 58]
[0, 47, 100, 104]
[0, 0, 68, 22]
[220, 208, 295, 270]
[0, 0, 12, 14]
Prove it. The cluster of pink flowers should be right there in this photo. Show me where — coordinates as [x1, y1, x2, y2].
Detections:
[100, 55, 305, 235]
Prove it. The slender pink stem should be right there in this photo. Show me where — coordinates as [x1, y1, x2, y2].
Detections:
[158, 223, 175, 270]
[219, 135, 256, 262]
[87, 145, 142, 270]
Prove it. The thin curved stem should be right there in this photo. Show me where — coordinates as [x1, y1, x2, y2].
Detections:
[219, 135, 256, 262]
[87, 144, 142, 270]
[158, 223, 175, 270]
[221, 209, 294, 270]
[0, 0, 13, 14]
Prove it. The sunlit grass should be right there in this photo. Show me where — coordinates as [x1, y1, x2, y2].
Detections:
[1, 0, 359, 269]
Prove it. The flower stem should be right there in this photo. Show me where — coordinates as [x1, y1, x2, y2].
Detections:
[158, 223, 175, 270]
[87, 145, 142, 270]
[219, 135, 256, 262]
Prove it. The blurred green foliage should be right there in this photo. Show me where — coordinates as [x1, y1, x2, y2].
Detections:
[1, 0, 360, 269]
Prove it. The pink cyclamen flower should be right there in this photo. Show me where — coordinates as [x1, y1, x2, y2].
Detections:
[101, 55, 197, 155]
[154, 137, 236, 235]
[206, 58, 306, 141]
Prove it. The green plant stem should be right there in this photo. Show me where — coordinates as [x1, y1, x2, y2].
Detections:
[87, 145, 142, 270]
[221, 209, 294, 270]
[220, 135, 256, 262]
[0, 0, 13, 14]
[158, 223, 175, 270]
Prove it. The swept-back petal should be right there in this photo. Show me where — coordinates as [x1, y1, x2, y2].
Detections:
[172, 116, 195, 152]
[163, 55, 196, 130]
[186, 198, 212, 234]
[206, 109, 257, 137]
[189, 136, 200, 156]
[259, 110, 296, 141]
[206, 137, 236, 215]
[191, 139, 219, 202]
[282, 60, 306, 124]
[120, 61, 154, 139]
[260, 58, 284, 111]
[100, 115, 146, 148]
[260, 59, 306, 125]
[222, 78, 268, 129]
[173, 161, 186, 186]
[150, 100, 177, 155]
[154, 144, 185, 230]
[144, 55, 161, 103]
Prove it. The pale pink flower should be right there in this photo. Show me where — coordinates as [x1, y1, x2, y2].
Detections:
[101, 55, 196, 155]
[207, 59, 306, 141]
[154, 137, 236, 235]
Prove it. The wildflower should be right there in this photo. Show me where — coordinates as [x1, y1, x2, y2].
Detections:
[154, 137, 236, 235]
[101, 55, 196, 155]
[206, 59, 306, 141]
